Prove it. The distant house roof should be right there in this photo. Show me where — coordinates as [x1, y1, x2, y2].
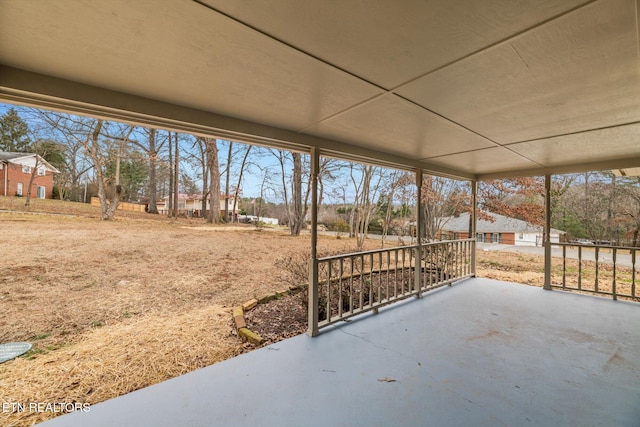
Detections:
[439, 212, 565, 235]
[0, 151, 60, 173]
[158, 193, 239, 202]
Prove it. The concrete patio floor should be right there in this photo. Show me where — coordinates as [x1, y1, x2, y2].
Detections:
[41, 278, 640, 427]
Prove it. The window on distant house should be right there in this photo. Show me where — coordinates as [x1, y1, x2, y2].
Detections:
[476, 233, 484, 243]
[22, 165, 31, 174]
[37, 186, 45, 199]
[16, 183, 23, 196]
[491, 233, 501, 243]
[37, 168, 45, 176]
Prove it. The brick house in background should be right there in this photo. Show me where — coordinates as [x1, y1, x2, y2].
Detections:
[437, 211, 565, 247]
[0, 152, 60, 199]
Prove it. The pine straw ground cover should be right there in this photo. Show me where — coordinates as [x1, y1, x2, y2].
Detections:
[0, 199, 380, 426]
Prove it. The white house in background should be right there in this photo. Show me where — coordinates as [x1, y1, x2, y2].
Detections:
[156, 193, 239, 218]
[437, 212, 565, 247]
[238, 215, 279, 225]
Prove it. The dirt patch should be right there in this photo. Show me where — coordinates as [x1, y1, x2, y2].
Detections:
[244, 292, 308, 345]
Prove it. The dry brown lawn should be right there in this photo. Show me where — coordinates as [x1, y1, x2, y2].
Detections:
[1, 196, 635, 426]
[0, 197, 380, 426]
[477, 249, 638, 298]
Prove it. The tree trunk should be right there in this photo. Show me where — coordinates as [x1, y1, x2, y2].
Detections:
[224, 141, 233, 222]
[192, 137, 209, 218]
[87, 120, 123, 221]
[354, 165, 373, 251]
[232, 145, 252, 222]
[147, 128, 159, 214]
[201, 160, 208, 218]
[167, 132, 173, 215]
[274, 150, 291, 228]
[24, 156, 40, 207]
[205, 138, 221, 224]
[173, 132, 179, 218]
[290, 152, 303, 236]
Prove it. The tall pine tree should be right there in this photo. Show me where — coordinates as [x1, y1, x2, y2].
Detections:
[0, 108, 31, 152]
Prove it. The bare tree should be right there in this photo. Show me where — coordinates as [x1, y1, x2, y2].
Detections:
[128, 128, 167, 214]
[85, 120, 134, 220]
[23, 151, 42, 207]
[179, 135, 211, 217]
[422, 176, 469, 241]
[204, 137, 221, 224]
[231, 144, 252, 222]
[35, 112, 133, 219]
[173, 132, 179, 217]
[316, 157, 341, 214]
[612, 176, 640, 246]
[270, 149, 311, 235]
[379, 171, 413, 247]
[223, 140, 233, 222]
[290, 152, 304, 235]
[167, 131, 174, 215]
[33, 110, 93, 201]
[350, 163, 385, 251]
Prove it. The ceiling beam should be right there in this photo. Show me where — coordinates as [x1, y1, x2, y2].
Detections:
[477, 156, 640, 180]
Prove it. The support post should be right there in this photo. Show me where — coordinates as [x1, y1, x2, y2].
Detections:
[544, 174, 552, 290]
[415, 169, 423, 297]
[307, 148, 320, 336]
[469, 180, 477, 277]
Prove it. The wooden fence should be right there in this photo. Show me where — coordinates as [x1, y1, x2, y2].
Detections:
[90, 197, 146, 213]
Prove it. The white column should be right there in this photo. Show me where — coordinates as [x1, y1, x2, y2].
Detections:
[544, 174, 552, 290]
[415, 169, 423, 296]
[469, 180, 477, 276]
[307, 148, 320, 336]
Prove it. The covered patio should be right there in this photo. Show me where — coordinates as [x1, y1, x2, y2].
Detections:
[1, 0, 640, 425]
[40, 278, 640, 427]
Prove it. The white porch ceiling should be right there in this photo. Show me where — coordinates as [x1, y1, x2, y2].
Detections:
[0, 0, 639, 180]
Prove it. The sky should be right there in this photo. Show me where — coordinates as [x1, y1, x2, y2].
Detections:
[0, 102, 373, 201]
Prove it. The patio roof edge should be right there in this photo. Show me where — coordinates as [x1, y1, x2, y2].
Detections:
[0, 65, 474, 180]
[476, 156, 640, 180]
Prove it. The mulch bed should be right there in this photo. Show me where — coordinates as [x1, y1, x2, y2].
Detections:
[243, 292, 308, 346]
